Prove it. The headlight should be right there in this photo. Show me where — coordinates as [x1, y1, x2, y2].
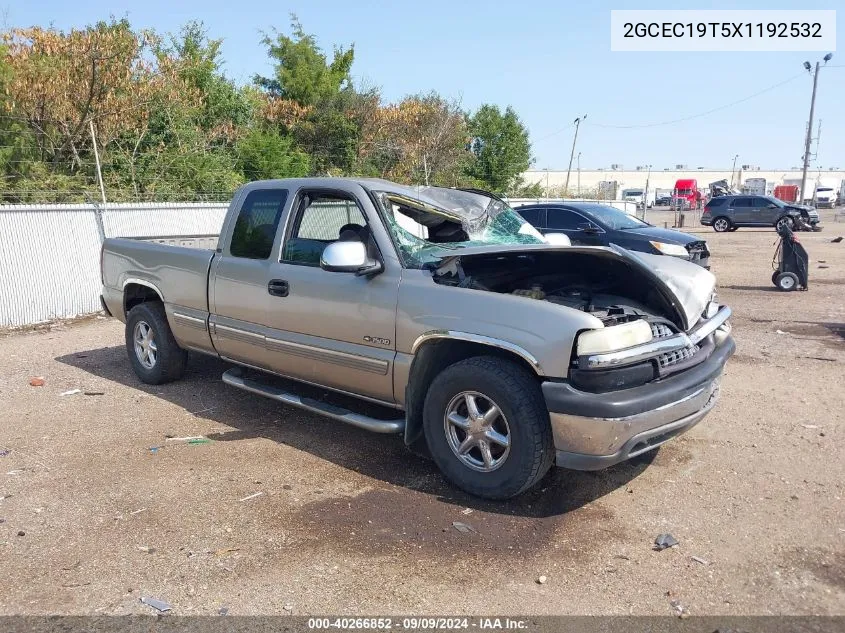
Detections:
[577, 320, 653, 356]
[650, 241, 689, 258]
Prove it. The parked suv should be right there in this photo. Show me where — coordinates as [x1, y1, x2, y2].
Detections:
[516, 202, 710, 267]
[701, 195, 820, 232]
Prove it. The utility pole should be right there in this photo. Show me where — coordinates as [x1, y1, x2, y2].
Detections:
[800, 54, 832, 204]
[89, 119, 107, 243]
[564, 115, 586, 196]
[730, 154, 739, 189]
[643, 164, 651, 221]
[577, 152, 581, 197]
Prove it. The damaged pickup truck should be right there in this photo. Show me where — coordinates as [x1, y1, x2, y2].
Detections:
[101, 178, 734, 499]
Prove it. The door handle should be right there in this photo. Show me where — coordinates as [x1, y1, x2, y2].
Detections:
[268, 279, 289, 297]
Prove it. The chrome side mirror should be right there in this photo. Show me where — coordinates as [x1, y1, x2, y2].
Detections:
[320, 241, 382, 276]
[544, 232, 572, 246]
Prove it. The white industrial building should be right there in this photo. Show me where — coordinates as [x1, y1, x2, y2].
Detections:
[522, 166, 845, 199]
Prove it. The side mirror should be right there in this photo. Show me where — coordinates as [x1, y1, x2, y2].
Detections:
[320, 241, 382, 276]
[544, 232, 571, 246]
[768, 203, 778, 208]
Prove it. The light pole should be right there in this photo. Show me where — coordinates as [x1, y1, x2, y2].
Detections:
[577, 152, 581, 197]
[642, 164, 652, 221]
[800, 53, 832, 204]
[564, 115, 586, 196]
[730, 154, 739, 189]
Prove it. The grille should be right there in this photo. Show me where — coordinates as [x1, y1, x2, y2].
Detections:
[650, 321, 700, 369]
[657, 343, 699, 369]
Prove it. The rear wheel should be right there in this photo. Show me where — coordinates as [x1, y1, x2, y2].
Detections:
[125, 302, 187, 384]
[772, 270, 781, 286]
[423, 356, 554, 500]
[775, 272, 799, 292]
[713, 217, 731, 232]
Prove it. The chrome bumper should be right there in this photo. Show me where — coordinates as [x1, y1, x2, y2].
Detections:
[551, 378, 719, 469]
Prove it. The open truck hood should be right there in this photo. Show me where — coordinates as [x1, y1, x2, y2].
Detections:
[432, 243, 715, 331]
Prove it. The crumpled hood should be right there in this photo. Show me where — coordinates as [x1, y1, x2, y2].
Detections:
[433, 243, 716, 330]
[620, 249, 716, 328]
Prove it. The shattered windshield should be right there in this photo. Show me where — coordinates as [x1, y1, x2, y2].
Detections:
[374, 188, 545, 268]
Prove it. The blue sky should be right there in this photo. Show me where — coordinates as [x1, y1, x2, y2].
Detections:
[5, 0, 842, 170]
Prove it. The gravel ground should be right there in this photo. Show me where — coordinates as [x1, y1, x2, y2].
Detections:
[0, 214, 843, 616]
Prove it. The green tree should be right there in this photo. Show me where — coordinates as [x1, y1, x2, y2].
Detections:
[465, 104, 533, 194]
[236, 126, 310, 180]
[254, 16, 354, 107]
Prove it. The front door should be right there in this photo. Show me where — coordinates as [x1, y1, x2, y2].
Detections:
[545, 208, 604, 246]
[262, 189, 400, 403]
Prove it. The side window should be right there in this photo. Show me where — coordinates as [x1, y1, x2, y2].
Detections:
[732, 197, 751, 208]
[546, 208, 585, 230]
[230, 189, 288, 259]
[752, 197, 771, 208]
[707, 197, 726, 207]
[516, 207, 544, 227]
[282, 193, 368, 266]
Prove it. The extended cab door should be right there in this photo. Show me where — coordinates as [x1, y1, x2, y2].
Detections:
[209, 187, 291, 368]
[261, 186, 400, 404]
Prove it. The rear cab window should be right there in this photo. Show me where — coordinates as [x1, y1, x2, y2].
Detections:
[229, 189, 289, 259]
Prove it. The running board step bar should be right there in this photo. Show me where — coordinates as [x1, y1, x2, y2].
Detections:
[221, 367, 405, 434]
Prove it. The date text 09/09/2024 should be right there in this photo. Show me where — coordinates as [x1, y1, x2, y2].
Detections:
[307, 617, 529, 630]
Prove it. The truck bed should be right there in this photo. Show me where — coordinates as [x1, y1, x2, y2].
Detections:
[101, 237, 217, 316]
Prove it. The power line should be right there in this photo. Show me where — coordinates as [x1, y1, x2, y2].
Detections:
[586, 73, 805, 130]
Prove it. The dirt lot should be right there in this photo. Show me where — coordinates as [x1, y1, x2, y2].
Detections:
[0, 214, 843, 616]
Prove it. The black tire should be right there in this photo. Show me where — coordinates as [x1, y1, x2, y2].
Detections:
[776, 216, 794, 231]
[712, 217, 731, 232]
[125, 302, 187, 384]
[775, 272, 799, 292]
[772, 270, 780, 286]
[422, 356, 554, 500]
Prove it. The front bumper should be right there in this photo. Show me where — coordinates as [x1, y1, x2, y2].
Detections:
[543, 330, 735, 470]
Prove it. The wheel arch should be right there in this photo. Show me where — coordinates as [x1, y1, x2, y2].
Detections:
[123, 279, 164, 317]
[403, 334, 544, 447]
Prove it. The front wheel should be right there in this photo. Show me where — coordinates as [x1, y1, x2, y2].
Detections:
[422, 356, 554, 499]
[713, 217, 732, 232]
[776, 216, 794, 231]
[125, 302, 188, 384]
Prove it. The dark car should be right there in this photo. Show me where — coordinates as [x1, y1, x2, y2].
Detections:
[515, 202, 710, 268]
[701, 195, 821, 232]
[654, 195, 673, 207]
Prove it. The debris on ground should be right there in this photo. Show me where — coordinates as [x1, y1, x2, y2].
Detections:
[214, 547, 240, 557]
[831, 236, 843, 243]
[0, 449, 10, 457]
[691, 556, 709, 565]
[29, 377, 45, 387]
[801, 424, 819, 429]
[775, 329, 788, 335]
[218, 607, 229, 616]
[129, 508, 147, 515]
[536, 575, 547, 584]
[819, 265, 830, 269]
[165, 436, 207, 443]
[140, 597, 171, 612]
[17, 530, 25, 537]
[670, 599, 689, 618]
[461, 508, 473, 515]
[84, 392, 105, 396]
[452, 521, 478, 534]
[136, 545, 155, 554]
[653, 534, 679, 550]
[283, 604, 294, 612]
[282, 484, 293, 490]
[238, 492, 263, 502]
[60, 389, 81, 396]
